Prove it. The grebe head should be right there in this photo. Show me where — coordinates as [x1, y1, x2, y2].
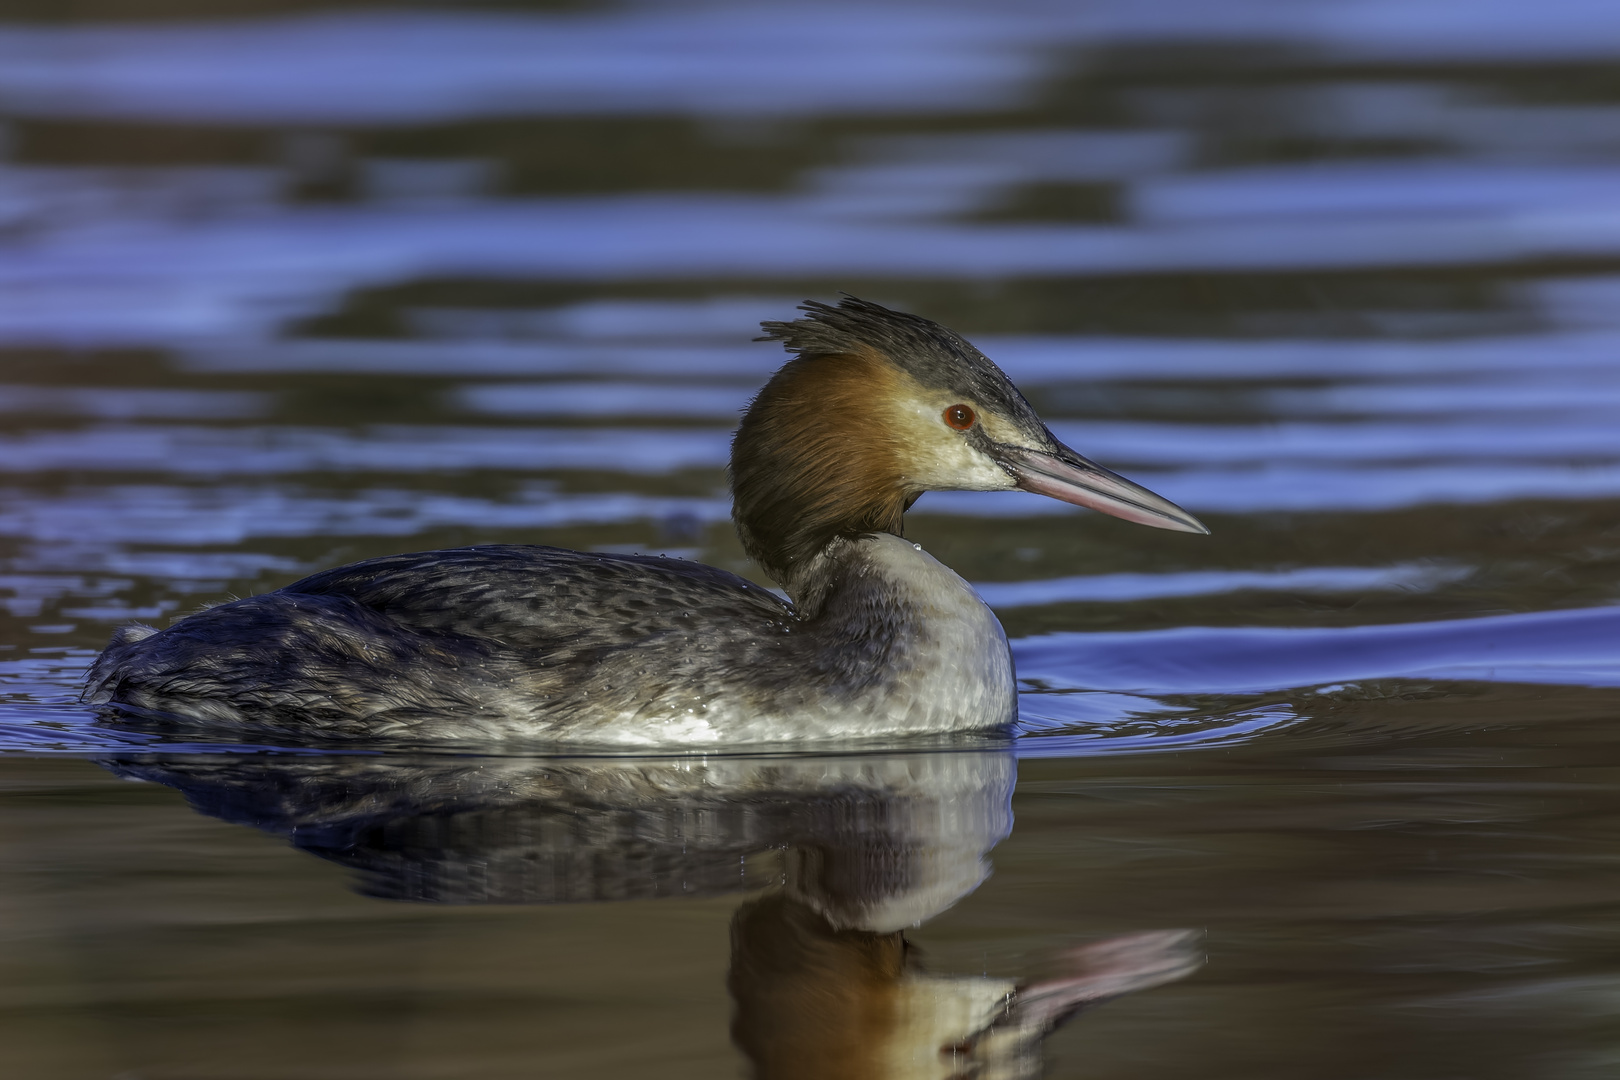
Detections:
[731, 297, 1207, 591]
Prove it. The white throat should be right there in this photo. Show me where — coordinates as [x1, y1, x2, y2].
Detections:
[833, 533, 1017, 735]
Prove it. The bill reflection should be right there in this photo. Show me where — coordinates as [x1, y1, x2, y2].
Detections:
[104, 746, 1196, 1077]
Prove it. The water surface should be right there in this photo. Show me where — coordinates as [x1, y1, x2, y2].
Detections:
[2, 1, 1619, 1076]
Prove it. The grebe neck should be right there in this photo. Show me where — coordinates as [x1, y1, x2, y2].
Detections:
[729, 349, 919, 607]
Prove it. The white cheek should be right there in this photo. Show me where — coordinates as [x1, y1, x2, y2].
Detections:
[896, 401, 1017, 492]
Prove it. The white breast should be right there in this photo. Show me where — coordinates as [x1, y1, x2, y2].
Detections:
[837, 533, 1017, 737]
[549, 533, 1017, 746]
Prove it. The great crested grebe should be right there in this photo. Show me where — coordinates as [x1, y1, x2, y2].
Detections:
[84, 298, 1206, 746]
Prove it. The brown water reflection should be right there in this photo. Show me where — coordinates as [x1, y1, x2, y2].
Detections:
[730, 896, 1194, 1080]
[39, 747, 1196, 1079]
[5, 684, 1620, 1078]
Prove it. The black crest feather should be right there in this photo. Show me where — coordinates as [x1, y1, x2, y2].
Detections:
[757, 297, 1035, 418]
[760, 297, 985, 377]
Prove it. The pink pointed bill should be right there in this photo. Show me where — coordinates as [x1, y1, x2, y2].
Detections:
[1000, 444, 1209, 534]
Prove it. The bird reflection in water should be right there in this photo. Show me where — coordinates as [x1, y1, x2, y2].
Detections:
[731, 896, 1195, 1080]
[106, 745, 1197, 1077]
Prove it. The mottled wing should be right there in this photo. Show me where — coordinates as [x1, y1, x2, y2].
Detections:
[85, 545, 799, 739]
[282, 544, 795, 653]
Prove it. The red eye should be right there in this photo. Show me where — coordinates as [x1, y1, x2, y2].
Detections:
[943, 404, 976, 430]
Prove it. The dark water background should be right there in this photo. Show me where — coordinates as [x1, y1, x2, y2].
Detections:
[2, 1, 1620, 1076]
